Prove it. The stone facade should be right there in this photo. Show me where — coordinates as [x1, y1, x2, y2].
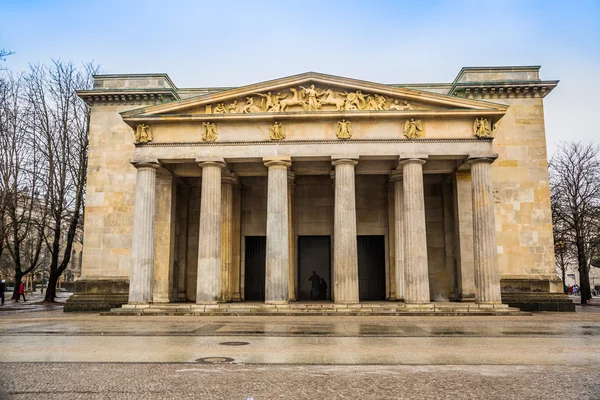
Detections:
[65, 67, 573, 312]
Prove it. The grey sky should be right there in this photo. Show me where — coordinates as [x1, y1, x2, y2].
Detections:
[1, 0, 598, 156]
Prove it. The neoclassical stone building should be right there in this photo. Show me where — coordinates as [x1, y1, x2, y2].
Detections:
[66, 66, 572, 313]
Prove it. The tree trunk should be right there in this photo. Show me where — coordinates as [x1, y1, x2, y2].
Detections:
[11, 269, 23, 300]
[576, 236, 591, 304]
[44, 272, 58, 303]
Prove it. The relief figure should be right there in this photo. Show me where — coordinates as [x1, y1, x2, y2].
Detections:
[228, 100, 240, 113]
[242, 97, 261, 113]
[214, 103, 227, 114]
[389, 100, 413, 111]
[473, 117, 492, 138]
[318, 89, 345, 111]
[202, 122, 218, 142]
[336, 119, 352, 139]
[280, 88, 306, 111]
[268, 92, 288, 112]
[253, 92, 274, 112]
[269, 121, 286, 141]
[404, 118, 423, 139]
[300, 84, 323, 111]
[135, 124, 152, 143]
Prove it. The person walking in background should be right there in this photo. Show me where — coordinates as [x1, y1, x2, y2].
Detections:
[0, 279, 6, 305]
[16, 282, 26, 302]
[309, 271, 320, 300]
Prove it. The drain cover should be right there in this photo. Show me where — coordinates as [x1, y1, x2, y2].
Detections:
[219, 341, 250, 346]
[196, 357, 235, 364]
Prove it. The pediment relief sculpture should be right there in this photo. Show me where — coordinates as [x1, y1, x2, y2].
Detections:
[134, 124, 152, 143]
[336, 119, 352, 139]
[473, 117, 492, 138]
[201, 84, 416, 114]
[269, 122, 286, 141]
[404, 118, 424, 139]
[201, 122, 218, 142]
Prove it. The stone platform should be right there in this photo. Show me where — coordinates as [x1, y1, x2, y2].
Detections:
[107, 301, 525, 316]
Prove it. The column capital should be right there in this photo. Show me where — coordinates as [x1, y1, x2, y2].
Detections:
[467, 154, 498, 165]
[398, 158, 426, 166]
[332, 157, 358, 167]
[221, 171, 238, 185]
[196, 157, 226, 169]
[264, 156, 292, 169]
[131, 159, 160, 170]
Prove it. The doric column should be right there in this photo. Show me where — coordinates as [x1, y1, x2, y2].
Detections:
[220, 172, 237, 302]
[390, 170, 405, 301]
[468, 156, 502, 303]
[129, 160, 160, 304]
[264, 156, 291, 304]
[196, 159, 226, 304]
[287, 172, 297, 301]
[332, 158, 359, 304]
[230, 184, 242, 301]
[153, 173, 177, 303]
[400, 157, 430, 304]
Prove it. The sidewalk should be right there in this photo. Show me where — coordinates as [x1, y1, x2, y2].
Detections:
[0, 290, 71, 313]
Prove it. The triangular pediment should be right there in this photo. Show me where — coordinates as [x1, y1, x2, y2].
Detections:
[121, 72, 507, 123]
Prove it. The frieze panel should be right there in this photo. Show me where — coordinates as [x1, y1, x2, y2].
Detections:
[198, 84, 423, 114]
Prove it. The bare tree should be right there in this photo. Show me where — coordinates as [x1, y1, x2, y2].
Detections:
[550, 142, 600, 304]
[24, 60, 98, 302]
[0, 73, 49, 297]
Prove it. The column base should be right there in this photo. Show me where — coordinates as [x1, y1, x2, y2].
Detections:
[266, 300, 289, 305]
[64, 278, 129, 312]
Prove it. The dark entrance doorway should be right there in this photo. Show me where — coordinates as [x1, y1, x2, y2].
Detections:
[244, 236, 266, 301]
[358, 235, 386, 301]
[298, 236, 331, 301]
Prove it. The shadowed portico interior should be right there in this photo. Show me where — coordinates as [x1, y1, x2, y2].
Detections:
[131, 156, 488, 306]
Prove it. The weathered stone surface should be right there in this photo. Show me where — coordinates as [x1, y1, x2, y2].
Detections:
[129, 162, 159, 304]
[74, 66, 562, 311]
[332, 158, 359, 304]
[400, 158, 430, 304]
[469, 157, 502, 304]
[196, 161, 225, 303]
[264, 157, 291, 303]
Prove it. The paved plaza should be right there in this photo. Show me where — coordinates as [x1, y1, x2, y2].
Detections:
[1, 296, 600, 399]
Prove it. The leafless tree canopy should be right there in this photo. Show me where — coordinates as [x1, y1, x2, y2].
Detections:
[0, 59, 99, 301]
[550, 142, 600, 304]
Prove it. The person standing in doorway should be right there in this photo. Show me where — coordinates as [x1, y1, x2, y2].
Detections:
[309, 271, 320, 300]
[16, 282, 26, 302]
[319, 278, 328, 300]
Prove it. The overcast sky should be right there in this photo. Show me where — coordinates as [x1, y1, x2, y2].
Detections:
[1, 0, 598, 156]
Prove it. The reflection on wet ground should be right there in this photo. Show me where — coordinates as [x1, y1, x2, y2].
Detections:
[1, 311, 600, 365]
[2, 319, 600, 337]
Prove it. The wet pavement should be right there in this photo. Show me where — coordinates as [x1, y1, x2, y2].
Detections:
[1, 303, 600, 398]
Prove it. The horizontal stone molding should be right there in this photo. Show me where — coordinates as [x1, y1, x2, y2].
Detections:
[450, 81, 558, 99]
[79, 90, 179, 106]
[138, 138, 493, 147]
[122, 108, 507, 126]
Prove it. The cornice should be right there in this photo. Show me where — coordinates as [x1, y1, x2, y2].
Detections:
[121, 108, 506, 127]
[137, 138, 493, 147]
[449, 80, 558, 99]
[77, 89, 180, 106]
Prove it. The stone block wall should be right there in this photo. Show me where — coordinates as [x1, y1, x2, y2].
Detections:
[490, 97, 558, 291]
[81, 104, 140, 280]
